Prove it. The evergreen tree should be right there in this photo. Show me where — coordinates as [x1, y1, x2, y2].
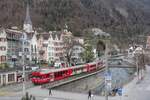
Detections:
[81, 40, 95, 63]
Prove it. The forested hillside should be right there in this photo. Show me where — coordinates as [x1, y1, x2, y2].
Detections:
[0, 0, 150, 41]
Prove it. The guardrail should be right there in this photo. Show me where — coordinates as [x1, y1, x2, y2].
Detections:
[108, 65, 136, 68]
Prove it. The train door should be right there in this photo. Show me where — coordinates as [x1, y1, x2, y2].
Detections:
[2, 74, 6, 85]
[83, 65, 87, 72]
[86, 64, 90, 72]
[50, 73, 54, 82]
[68, 69, 73, 76]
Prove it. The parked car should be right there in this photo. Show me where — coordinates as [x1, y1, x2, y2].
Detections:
[31, 66, 39, 71]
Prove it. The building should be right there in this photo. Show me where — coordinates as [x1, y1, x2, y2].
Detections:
[37, 31, 65, 64]
[146, 36, 150, 49]
[0, 28, 7, 65]
[71, 37, 84, 64]
[30, 31, 38, 64]
[48, 31, 64, 62]
[37, 32, 49, 63]
[0, 27, 23, 67]
[0, 71, 17, 86]
[71, 44, 84, 64]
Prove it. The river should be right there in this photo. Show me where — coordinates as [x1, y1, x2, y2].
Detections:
[93, 67, 136, 95]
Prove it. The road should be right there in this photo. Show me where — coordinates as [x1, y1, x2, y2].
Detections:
[1, 63, 150, 100]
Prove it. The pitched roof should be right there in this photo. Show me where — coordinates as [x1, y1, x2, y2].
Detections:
[51, 31, 62, 40]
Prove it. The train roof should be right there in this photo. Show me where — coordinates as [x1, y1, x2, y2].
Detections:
[37, 61, 99, 74]
[38, 64, 86, 74]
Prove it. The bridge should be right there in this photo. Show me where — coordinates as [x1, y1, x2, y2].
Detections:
[108, 65, 136, 68]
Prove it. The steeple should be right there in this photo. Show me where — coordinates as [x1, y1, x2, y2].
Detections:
[23, 2, 33, 33]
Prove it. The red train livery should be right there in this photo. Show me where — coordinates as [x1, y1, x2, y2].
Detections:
[31, 61, 104, 85]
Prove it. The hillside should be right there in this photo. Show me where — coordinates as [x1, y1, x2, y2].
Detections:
[0, 0, 150, 39]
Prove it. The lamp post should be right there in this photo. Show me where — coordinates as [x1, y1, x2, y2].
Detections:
[21, 31, 27, 96]
[104, 40, 109, 100]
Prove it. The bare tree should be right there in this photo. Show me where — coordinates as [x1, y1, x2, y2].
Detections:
[63, 35, 75, 65]
[135, 52, 149, 81]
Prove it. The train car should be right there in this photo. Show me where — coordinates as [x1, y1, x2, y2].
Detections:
[97, 60, 104, 69]
[31, 61, 104, 85]
[87, 62, 97, 72]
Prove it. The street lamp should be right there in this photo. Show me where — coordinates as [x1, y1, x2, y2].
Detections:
[20, 31, 27, 96]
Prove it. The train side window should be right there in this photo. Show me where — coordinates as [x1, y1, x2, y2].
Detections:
[59, 72, 61, 76]
[54, 72, 57, 77]
[60, 71, 62, 76]
[58, 72, 61, 77]
[57, 72, 59, 77]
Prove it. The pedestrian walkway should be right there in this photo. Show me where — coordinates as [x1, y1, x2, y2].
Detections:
[115, 65, 150, 100]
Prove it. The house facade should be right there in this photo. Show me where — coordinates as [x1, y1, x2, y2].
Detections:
[0, 27, 22, 67]
[0, 28, 8, 65]
[71, 37, 84, 64]
[37, 31, 66, 64]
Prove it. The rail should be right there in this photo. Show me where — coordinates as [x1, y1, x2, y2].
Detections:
[108, 65, 136, 68]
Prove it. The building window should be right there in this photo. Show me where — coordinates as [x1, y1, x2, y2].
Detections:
[8, 73, 15, 82]
[0, 56, 6, 62]
[31, 45, 33, 52]
[24, 48, 29, 52]
[0, 38, 6, 42]
[35, 45, 36, 52]
[0, 46, 6, 51]
[49, 53, 51, 56]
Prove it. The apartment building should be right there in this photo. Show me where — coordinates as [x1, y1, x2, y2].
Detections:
[0, 27, 22, 67]
[71, 37, 84, 64]
[38, 31, 65, 63]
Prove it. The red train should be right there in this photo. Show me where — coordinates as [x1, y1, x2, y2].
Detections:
[31, 61, 104, 85]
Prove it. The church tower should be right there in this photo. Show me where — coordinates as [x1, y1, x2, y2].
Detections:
[23, 2, 33, 33]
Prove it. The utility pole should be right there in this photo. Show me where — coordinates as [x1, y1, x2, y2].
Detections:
[22, 32, 26, 96]
[105, 41, 109, 100]
[136, 54, 139, 82]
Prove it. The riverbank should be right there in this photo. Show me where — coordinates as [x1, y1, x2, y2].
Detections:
[54, 67, 136, 96]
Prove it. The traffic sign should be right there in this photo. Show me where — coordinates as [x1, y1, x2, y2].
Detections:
[105, 72, 112, 81]
[105, 72, 112, 90]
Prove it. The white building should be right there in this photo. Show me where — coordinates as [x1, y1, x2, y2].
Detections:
[146, 36, 150, 49]
[38, 31, 64, 63]
[0, 28, 7, 65]
[30, 31, 38, 64]
[71, 37, 84, 64]
[0, 27, 22, 67]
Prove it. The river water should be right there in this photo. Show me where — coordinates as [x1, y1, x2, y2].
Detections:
[93, 67, 136, 95]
